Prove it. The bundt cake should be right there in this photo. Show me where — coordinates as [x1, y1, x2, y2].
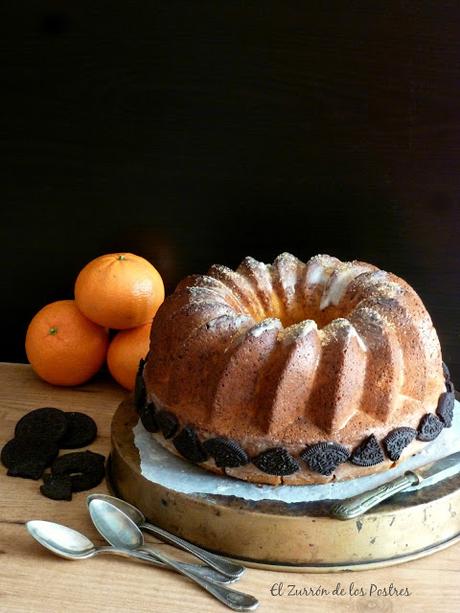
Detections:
[137, 253, 454, 485]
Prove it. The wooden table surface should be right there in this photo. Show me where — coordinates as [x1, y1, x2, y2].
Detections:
[1, 363, 460, 613]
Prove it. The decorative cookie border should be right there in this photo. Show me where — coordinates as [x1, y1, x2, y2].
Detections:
[135, 359, 455, 479]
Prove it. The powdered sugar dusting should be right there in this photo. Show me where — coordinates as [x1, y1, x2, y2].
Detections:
[377, 282, 402, 300]
[208, 263, 266, 318]
[237, 256, 276, 314]
[282, 319, 317, 341]
[205, 313, 253, 331]
[186, 286, 228, 303]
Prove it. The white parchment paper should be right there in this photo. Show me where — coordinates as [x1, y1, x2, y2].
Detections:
[133, 400, 460, 503]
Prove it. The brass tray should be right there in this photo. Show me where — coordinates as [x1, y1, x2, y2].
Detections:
[110, 398, 460, 572]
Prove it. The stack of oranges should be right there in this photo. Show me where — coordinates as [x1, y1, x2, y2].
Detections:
[25, 253, 165, 390]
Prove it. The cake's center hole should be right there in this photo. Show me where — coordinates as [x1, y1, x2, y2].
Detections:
[258, 298, 345, 330]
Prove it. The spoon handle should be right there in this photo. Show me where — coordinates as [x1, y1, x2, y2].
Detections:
[140, 546, 259, 611]
[97, 547, 234, 584]
[142, 521, 244, 579]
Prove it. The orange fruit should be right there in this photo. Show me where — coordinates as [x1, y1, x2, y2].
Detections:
[25, 300, 109, 386]
[107, 323, 151, 390]
[74, 253, 165, 329]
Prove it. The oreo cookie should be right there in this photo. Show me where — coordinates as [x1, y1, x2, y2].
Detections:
[1, 436, 59, 480]
[134, 358, 147, 413]
[51, 450, 105, 492]
[446, 380, 455, 394]
[252, 447, 299, 476]
[173, 427, 209, 463]
[15, 407, 68, 443]
[350, 434, 385, 467]
[300, 442, 350, 476]
[436, 391, 455, 428]
[203, 437, 249, 468]
[6, 457, 47, 480]
[417, 413, 444, 442]
[139, 402, 159, 433]
[156, 410, 179, 439]
[60, 412, 97, 449]
[383, 427, 417, 461]
[40, 473, 73, 501]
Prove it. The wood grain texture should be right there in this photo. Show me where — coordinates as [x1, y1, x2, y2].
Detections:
[0, 3, 459, 383]
[0, 363, 459, 612]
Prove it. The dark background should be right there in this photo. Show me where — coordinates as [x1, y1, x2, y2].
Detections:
[2, 2, 459, 381]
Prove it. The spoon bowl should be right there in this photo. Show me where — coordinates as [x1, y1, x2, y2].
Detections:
[27, 521, 96, 560]
[89, 498, 143, 551]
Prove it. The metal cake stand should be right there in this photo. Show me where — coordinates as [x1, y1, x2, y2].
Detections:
[109, 397, 460, 572]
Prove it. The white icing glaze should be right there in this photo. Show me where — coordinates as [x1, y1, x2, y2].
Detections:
[319, 266, 362, 310]
[275, 253, 298, 299]
[281, 271, 297, 299]
[249, 318, 282, 337]
[322, 318, 367, 353]
[306, 261, 330, 285]
[205, 313, 252, 330]
[370, 270, 388, 282]
[305, 254, 341, 287]
[348, 325, 368, 353]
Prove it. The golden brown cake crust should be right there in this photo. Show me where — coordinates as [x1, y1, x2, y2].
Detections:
[143, 253, 449, 485]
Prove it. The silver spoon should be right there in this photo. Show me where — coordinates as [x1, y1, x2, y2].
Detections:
[87, 493, 244, 579]
[88, 498, 259, 612]
[26, 520, 235, 583]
